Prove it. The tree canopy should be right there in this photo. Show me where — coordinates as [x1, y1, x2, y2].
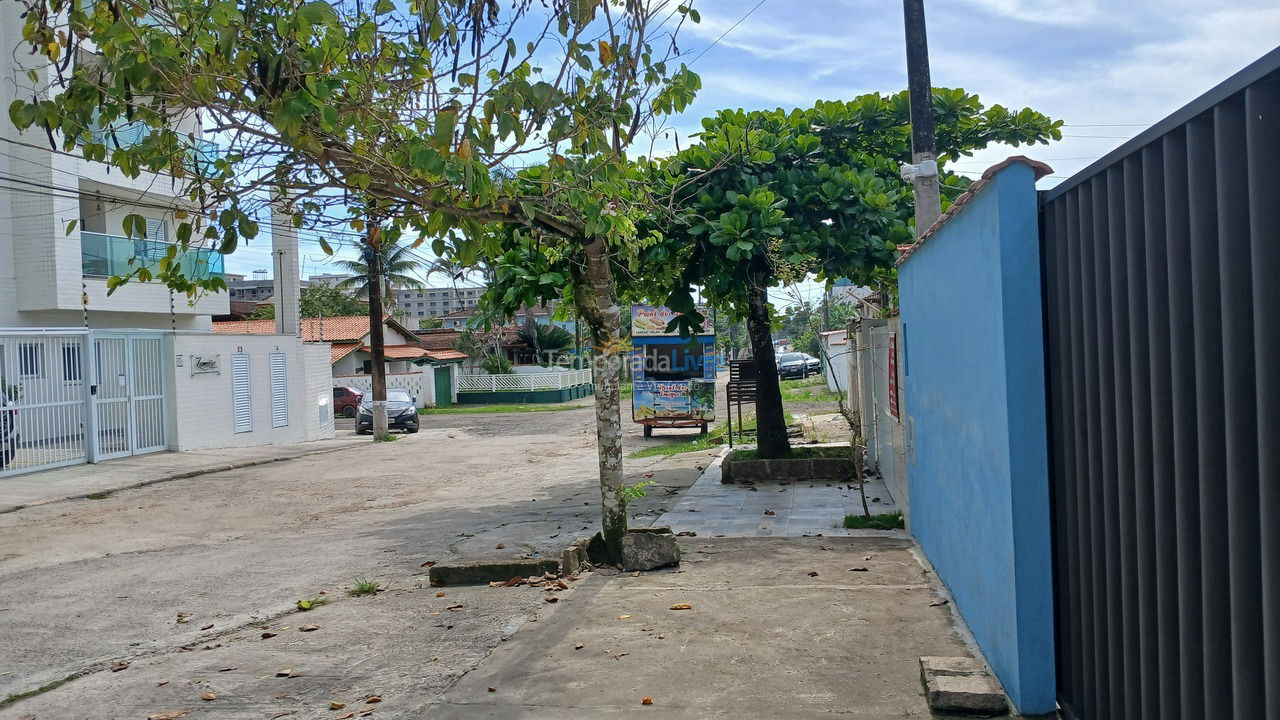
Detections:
[651, 89, 1061, 456]
[247, 283, 369, 319]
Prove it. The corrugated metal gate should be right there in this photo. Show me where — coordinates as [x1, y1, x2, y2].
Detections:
[1039, 50, 1279, 720]
[0, 330, 169, 477]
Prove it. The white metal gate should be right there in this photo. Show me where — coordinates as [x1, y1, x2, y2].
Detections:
[0, 331, 91, 477]
[92, 334, 167, 461]
[0, 330, 169, 478]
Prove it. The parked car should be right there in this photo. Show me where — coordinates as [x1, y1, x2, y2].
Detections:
[0, 389, 16, 470]
[332, 386, 364, 418]
[355, 388, 420, 434]
[777, 352, 821, 379]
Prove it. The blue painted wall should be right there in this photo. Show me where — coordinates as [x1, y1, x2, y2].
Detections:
[898, 161, 1055, 714]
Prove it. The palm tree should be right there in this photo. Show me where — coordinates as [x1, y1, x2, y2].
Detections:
[332, 240, 424, 309]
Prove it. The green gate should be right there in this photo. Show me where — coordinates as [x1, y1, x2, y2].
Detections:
[433, 365, 452, 408]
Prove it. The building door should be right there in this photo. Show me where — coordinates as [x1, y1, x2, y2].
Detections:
[433, 365, 452, 408]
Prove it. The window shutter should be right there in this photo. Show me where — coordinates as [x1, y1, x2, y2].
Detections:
[232, 353, 252, 433]
[146, 217, 167, 243]
[269, 352, 288, 428]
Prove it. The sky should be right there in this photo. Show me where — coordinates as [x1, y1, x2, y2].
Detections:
[224, 0, 1280, 308]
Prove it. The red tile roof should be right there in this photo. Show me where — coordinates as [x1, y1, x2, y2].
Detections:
[330, 342, 361, 364]
[212, 316, 418, 343]
[423, 349, 468, 362]
[896, 156, 1054, 268]
[414, 329, 463, 350]
[365, 344, 430, 360]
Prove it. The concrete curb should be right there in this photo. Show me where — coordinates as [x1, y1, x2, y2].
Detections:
[0, 441, 366, 516]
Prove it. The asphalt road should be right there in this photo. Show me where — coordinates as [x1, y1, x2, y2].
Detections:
[0, 406, 720, 718]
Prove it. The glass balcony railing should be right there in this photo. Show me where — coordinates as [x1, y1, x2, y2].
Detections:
[87, 117, 223, 175]
[81, 232, 224, 281]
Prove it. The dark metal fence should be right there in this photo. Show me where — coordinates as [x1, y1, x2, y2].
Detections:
[1039, 47, 1280, 720]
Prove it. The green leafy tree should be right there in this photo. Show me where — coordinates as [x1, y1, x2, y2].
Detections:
[519, 321, 574, 363]
[249, 284, 370, 319]
[9, 0, 700, 559]
[656, 90, 1061, 457]
[332, 241, 424, 309]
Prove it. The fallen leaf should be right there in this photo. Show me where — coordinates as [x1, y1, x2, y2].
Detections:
[330, 701, 347, 710]
[218, 666, 237, 672]
[157, 680, 169, 687]
[555, 580, 569, 590]
[642, 696, 654, 705]
[359, 712, 374, 718]
[201, 691, 216, 701]
[261, 631, 278, 639]
[488, 581, 504, 588]
[147, 710, 191, 720]
[863, 555, 874, 561]
[545, 596, 559, 603]
[495, 543, 505, 549]
[436, 591, 446, 597]
[618, 614, 632, 620]
[365, 695, 382, 703]
[930, 599, 950, 607]
[487, 687, 496, 693]
[447, 604, 464, 611]
[336, 714, 356, 720]
[276, 669, 294, 677]
[807, 571, 819, 577]
[669, 603, 692, 611]
[199, 623, 214, 631]
[299, 624, 319, 632]
[763, 509, 776, 516]
[111, 660, 129, 672]
[849, 567, 869, 572]
[574, 643, 584, 650]
[269, 713, 299, 720]
[503, 577, 522, 587]
[420, 561, 436, 568]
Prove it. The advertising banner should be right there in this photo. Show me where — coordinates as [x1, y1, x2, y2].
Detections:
[631, 305, 712, 337]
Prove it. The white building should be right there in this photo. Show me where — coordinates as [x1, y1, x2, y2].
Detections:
[1, 11, 334, 478]
[395, 285, 484, 321]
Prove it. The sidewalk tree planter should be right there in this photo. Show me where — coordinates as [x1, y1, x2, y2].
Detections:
[721, 446, 856, 484]
[651, 91, 1062, 459]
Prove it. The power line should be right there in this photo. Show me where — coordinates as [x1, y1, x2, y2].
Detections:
[688, 0, 769, 66]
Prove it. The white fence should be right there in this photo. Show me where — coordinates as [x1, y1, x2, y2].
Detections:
[457, 369, 591, 392]
[334, 371, 434, 408]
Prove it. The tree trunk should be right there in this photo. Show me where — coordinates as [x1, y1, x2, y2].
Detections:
[573, 236, 627, 563]
[365, 236, 390, 441]
[746, 272, 790, 458]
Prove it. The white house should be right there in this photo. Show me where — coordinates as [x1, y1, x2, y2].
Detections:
[211, 316, 466, 408]
[0, 7, 334, 478]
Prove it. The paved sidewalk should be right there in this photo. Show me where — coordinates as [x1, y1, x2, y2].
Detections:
[0, 435, 365, 513]
[428, 536, 972, 718]
[653, 448, 900, 537]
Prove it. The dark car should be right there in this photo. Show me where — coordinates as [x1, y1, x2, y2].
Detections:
[0, 389, 16, 470]
[333, 386, 364, 418]
[777, 352, 821, 379]
[356, 388, 420, 434]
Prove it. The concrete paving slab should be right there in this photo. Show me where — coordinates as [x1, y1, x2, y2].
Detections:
[654, 450, 901, 538]
[426, 537, 972, 719]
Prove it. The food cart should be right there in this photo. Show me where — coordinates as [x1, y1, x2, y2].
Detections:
[630, 305, 716, 437]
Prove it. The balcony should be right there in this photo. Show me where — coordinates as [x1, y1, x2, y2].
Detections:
[87, 117, 223, 175]
[81, 232, 224, 281]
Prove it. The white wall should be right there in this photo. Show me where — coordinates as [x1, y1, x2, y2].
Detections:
[168, 332, 334, 450]
[819, 331, 851, 394]
[332, 369, 435, 408]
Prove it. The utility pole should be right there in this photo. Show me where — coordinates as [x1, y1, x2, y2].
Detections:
[902, 0, 941, 236]
[364, 225, 389, 440]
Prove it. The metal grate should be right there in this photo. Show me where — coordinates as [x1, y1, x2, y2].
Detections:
[1040, 49, 1280, 720]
